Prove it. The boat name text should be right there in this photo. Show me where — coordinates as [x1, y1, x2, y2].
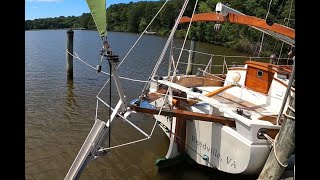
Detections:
[191, 135, 236, 168]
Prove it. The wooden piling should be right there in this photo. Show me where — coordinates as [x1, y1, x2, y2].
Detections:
[186, 38, 196, 75]
[66, 29, 74, 80]
[258, 92, 295, 179]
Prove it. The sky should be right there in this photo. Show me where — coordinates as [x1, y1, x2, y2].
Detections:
[25, 0, 154, 20]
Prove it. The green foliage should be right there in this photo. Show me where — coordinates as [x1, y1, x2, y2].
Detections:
[198, 1, 212, 13]
[25, 0, 295, 56]
[139, 18, 148, 32]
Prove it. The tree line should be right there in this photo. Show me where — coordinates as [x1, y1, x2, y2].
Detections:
[25, 0, 295, 56]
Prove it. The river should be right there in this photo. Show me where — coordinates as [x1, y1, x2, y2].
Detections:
[25, 30, 256, 180]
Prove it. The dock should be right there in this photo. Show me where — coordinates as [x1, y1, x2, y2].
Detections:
[144, 31, 156, 35]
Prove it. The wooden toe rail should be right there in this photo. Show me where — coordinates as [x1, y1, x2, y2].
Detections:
[130, 104, 236, 127]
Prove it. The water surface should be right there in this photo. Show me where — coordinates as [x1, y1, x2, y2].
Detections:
[25, 30, 256, 180]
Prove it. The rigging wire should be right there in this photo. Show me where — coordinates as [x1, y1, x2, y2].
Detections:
[66, 50, 148, 83]
[68, 0, 296, 154]
[278, 0, 294, 59]
[141, 0, 192, 96]
[274, 0, 287, 23]
[117, 0, 171, 69]
[69, 0, 195, 151]
[108, 60, 112, 151]
[272, 0, 286, 57]
[147, 0, 194, 136]
[257, 0, 274, 56]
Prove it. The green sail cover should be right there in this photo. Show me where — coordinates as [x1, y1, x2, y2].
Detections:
[86, 0, 106, 37]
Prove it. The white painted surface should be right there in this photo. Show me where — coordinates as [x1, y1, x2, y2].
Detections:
[150, 62, 291, 174]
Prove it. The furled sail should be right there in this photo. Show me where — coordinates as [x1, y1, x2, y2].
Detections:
[86, 0, 106, 37]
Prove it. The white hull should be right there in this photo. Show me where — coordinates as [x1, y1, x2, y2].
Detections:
[185, 120, 270, 174]
[153, 106, 272, 174]
[150, 64, 294, 174]
[65, 2, 295, 179]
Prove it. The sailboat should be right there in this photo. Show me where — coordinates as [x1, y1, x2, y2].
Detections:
[136, 2, 295, 175]
[65, 0, 295, 179]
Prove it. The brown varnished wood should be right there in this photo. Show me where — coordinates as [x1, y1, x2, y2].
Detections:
[174, 95, 187, 153]
[204, 84, 235, 97]
[179, 13, 295, 39]
[245, 61, 274, 94]
[228, 67, 247, 71]
[245, 61, 276, 73]
[214, 92, 267, 113]
[130, 105, 236, 127]
[180, 13, 227, 24]
[265, 128, 279, 139]
[146, 89, 167, 102]
[175, 75, 225, 87]
[187, 84, 235, 105]
[258, 115, 278, 125]
[228, 13, 294, 39]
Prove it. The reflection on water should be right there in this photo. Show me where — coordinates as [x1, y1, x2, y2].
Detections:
[64, 79, 78, 121]
[26, 30, 256, 180]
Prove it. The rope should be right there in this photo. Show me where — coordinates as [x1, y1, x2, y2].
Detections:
[117, 0, 170, 69]
[72, 51, 96, 70]
[66, 50, 148, 83]
[263, 133, 274, 145]
[261, 132, 289, 168]
[288, 105, 295, 113]
[283, 113, 295, 120]
[273, 134, 288, 167]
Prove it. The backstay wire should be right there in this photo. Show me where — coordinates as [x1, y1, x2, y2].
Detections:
[257, 0, 274, 57]
[278, 0, 294, 59]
